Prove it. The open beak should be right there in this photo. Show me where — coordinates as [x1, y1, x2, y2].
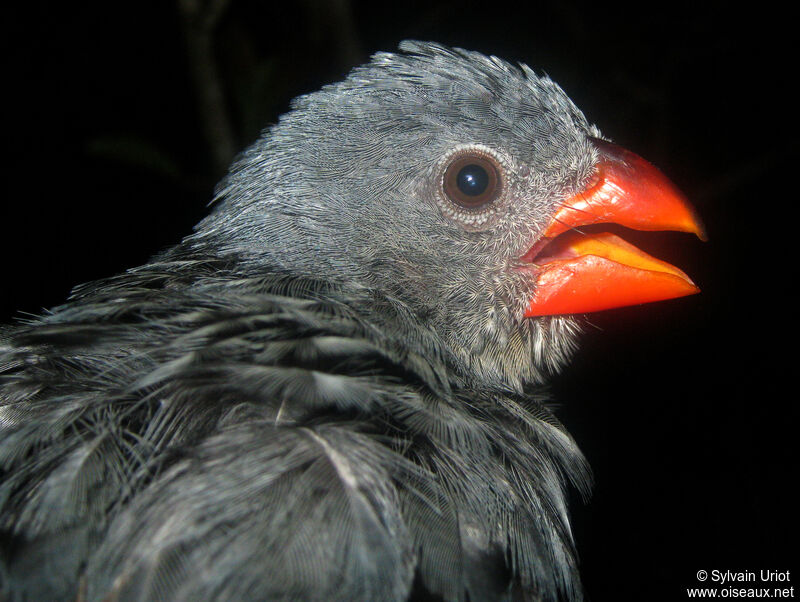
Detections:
[522, 138, 706, 317]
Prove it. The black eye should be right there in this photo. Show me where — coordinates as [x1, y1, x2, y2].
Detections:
[443, 154, 501, 209]
[456, 164, 489, 196]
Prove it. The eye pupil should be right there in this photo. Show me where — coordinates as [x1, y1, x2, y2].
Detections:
[456, 164, 489, 196]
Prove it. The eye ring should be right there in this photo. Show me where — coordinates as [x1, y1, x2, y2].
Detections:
[443, 153, 502, 209]
[433, 145, 509, 231]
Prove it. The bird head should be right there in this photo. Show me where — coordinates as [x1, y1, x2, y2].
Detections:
[190, 41, 704, 390]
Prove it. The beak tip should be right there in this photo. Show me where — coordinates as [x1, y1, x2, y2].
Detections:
[684, 209, 708, 242]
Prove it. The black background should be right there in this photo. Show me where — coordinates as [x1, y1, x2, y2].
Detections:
[3, 2, 795, 600]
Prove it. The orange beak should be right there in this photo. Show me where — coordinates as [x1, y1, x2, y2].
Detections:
[522, 138, 706, 317]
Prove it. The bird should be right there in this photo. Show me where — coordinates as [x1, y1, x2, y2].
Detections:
[0, 41, 704, 601]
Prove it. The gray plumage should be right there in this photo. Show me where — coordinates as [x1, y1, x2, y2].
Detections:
[0, 41, 599, 601]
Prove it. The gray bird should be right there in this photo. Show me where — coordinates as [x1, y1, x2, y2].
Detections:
[0, 42, 704, 601]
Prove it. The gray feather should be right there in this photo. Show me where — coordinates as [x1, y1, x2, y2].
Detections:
[0, 42, 598, 601]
